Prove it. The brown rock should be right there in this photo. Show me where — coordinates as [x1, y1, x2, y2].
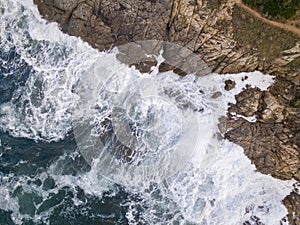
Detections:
[228, 85, 262, 117]
[226, 118, 300, 180]
[226, 75, 300, 182]
[225, 79, 236, 91]
[260, 92, 285, 122]
[283, 190, 300, 225]
[131, 60, 157, 73]
[211, 91, 222, 99]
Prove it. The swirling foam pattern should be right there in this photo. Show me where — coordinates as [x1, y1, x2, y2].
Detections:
[0, 0, 295, 224]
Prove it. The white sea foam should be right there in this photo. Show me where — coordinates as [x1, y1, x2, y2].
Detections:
[0, 0, 102, 141]
[0, 0, 296, 224]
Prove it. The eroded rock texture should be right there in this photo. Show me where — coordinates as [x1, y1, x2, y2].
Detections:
[226, 75, 300, 224]
[226, 76, 300, 181]
[32, 0, 261, 72]
[283, 191, 300, 225]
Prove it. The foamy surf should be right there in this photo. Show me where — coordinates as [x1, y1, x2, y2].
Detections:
[0, 0, 296, 224]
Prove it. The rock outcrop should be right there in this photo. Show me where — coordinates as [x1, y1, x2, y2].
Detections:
[226, 76, 300, 181]
[283, 186, 300, 225]
[226, 74, 300, 224]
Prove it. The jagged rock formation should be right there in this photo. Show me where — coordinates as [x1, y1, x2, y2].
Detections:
[33, 0, 300, 72]
[283, 186, 300, 225]
[226, 75, 300, 180]
[33, 0, 300, 223]
[225, 74, 300, 224]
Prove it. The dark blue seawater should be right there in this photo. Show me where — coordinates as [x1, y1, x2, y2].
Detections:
[0, 3, 184, 223]
[0, 46, 181, 225]
[0, 45, 31, 105]
[0, 47, 129, 225]
[0, 129, 175, 225]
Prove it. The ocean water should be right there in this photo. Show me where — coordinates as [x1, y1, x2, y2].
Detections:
[0, 0, 296, 224]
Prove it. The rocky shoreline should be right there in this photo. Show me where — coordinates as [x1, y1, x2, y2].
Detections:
[33, 0, 300, 223]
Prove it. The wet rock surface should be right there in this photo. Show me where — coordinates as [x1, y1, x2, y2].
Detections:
[228, 86, 261, 116]
[283, 189, 300, 225]
[227, 76, 300, 182]
[33, 0, 300, 223]
[226, 75, 300, 224]
[224, 79, 236, 91]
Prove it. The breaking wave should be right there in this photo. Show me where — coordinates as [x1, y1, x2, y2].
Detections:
[0, 0, 295, 224]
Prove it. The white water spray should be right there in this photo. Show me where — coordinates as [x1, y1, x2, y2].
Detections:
[0, 0, 295, 224]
